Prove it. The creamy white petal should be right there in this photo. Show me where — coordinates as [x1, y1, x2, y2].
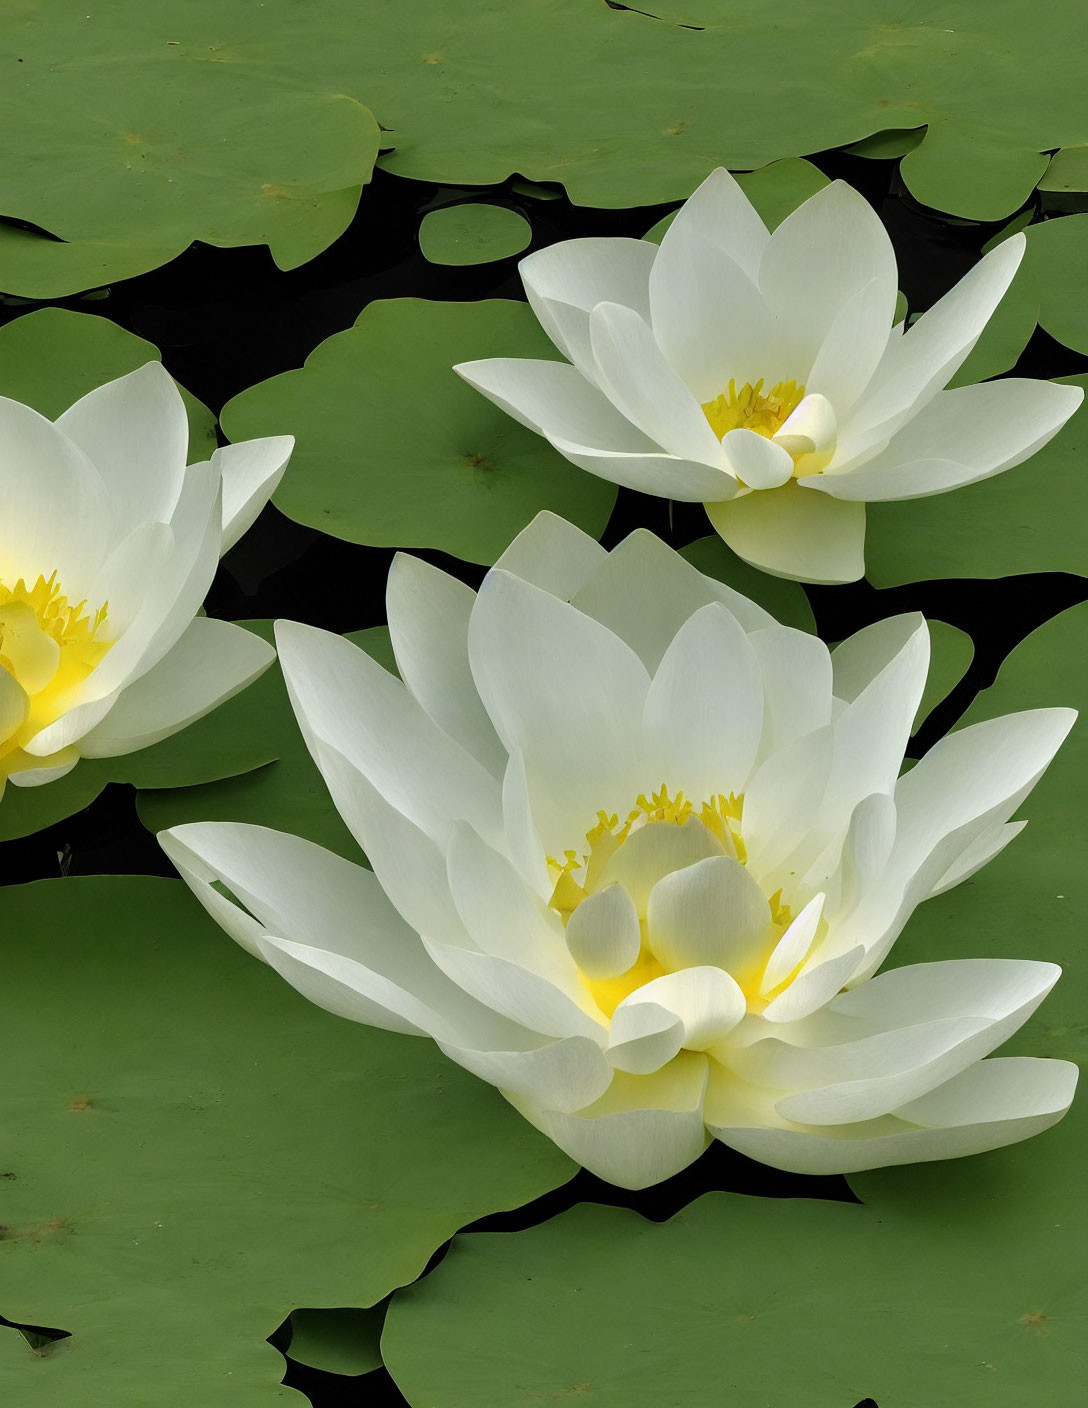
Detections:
[831, 613, 926, 704]
[453, 357, 659, 451]
[647, 855, 770, 977]
[0, 396, 110, 591]
[572, 528, 776, 672]
[928, 820, 1027, 897]
[437, 1034, 614, 1114]
[771, 393, 837, 465]
[660, 167, 771, 284]
[843, 234, 1025, 440]
[707, 483, 866, 585]
[705, 1056, 1076, 1174]
[805, 280, 892, 413]
[213, 435, 294, 553]
[507, 1051, 710, 1188]
[55, 362, 188, 531]
[446, 820, 582, 991]
[622, 967, 747, 1051]
[494, 510, 608, 602]
[501, 746, 552, 899]
[468, 571, 649, 850]
[79, 617, 274, 756]
[749, 626, 832, 760]
[276, 619, 501, 846]
[742, 725, 832, 882]
[760, 892, 825, 996]
[386, 553, 506, 777]
[607, 1000, 685, 1074]
[519, 236, 657, 380]
[831, 791, 898, 916]
[564, 884, 642, 980]
[649, 235, 777, 401]
[598, 817, 725, 915]
[6, 749, 79, 788]
[758, 181, 898, 378]
[545, 433, 737, 502]
[423, 937, 605, 1042]
[720, 429, 795, 489]
[814, 378, 1083, 501]
[587, 302, 726, 466]
[642, 602, 764, 799]
[759, 946, 865, 1024]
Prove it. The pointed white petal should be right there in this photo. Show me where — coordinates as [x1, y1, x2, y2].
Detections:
[721, 428, 795, 489]
[214, 435, 293, 553]
[749, 626, 833, 760]
[760, 892, 825, 996]
[386, 554, 506, 777]
[79, 618, 273, 756]
[564, 884, 642, 980]
[643, 602, 764, 799]
[437, 1034, 614, 1113]
[660, 167, 770, 283]
[759, 946, 865, 1023]
[493, 510, 607, 601]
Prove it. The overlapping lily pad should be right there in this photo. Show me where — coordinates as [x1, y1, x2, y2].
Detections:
[3, 0, 1085, 297]
[381, 609, 1085, 1408]
[0, 875, 574, 1405]
[419, 204, 532, 266]
[220, 299, 617, 564]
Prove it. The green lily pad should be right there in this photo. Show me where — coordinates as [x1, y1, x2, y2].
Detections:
[0, 5, 379, 296]
[0, 875, 574, 1407]
[678, 535, 815, 634]
[643, 159, 830, 242]
[0, 307, 215, 457]
[419, 204, 532, 266]
[384, 1167, 1083, 1408]
[220, 298, 616, 565]
[136, 626, 394, 862]
[4, 0, 1083, 293]
[845, 127, 926, 160]
[286, 1306, 385, 1377]
[865, 374, 1088, 586]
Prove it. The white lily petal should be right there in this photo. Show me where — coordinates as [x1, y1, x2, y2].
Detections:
[760, 892, 825, 996]
[643, 602, 764, 799]
[805, 281, 892, 413]
[519, 236, 657, 381]
[6, 749, 79, 788]
[548, 432, 738, 502]
[758, 181, 898, 377]
[494, 510, 608, 602]
[621, 966, 747, 1051]
[213, 435, 294, 553]
[706, 1057, 1076, 1174]
[507, 1051, 710, 1188]
[759, 946, 865, 1023]
[587, 302, 726, 466]
[598, 817, 726, 916]
[646, 855, 770, 978]
[55, 361, 188, 531]
[573, 528, 776, 672]
[607, 999, 685, 1074]
[79, 618, 273, 756]
[564, 884, 642, 980]
[387, 553, 506, 777]
[720, 428, 795, 489]
[437, 1034, 614, 1114]
[928, 820, 1027, 898]
[660, 167, 771, 284]
[749, 626, 833, 760]
[707, 482, 866, 584]
[276, 618, 501, 847]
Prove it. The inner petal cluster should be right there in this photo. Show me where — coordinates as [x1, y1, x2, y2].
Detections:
[548, 786, 810, 1040]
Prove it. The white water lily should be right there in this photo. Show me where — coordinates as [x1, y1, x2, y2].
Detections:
[0, 362, 292, 795]
[162, 513, 1076, 1189]
[455, 170, 1082, 584]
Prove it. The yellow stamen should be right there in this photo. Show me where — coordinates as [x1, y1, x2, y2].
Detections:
[702, 378, 805, 443]
[0, 572, 112, 775]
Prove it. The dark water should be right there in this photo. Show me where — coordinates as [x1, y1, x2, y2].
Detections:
[2, 146, 1085, 1405]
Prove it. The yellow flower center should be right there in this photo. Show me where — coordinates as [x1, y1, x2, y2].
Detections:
[0, 572, 112, 776]
[548, 785, 795, 1017]
[702, 378, 805, 442]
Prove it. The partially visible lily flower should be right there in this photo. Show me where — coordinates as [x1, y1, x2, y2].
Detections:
[162, 513, 1076, 1189]
[0, 363, 292, 795]
[455, 170, 1081, 584]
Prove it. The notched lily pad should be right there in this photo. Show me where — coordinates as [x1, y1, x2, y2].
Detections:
[220, 298, 616, 565]
[286, 1305, 385, 1377]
